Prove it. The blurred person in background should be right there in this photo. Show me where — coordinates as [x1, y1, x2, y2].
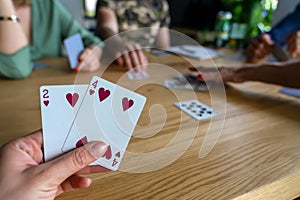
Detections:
[0, 0, 103, 79]
[245, 3, 300, 62]
[95, 0, 170, 71]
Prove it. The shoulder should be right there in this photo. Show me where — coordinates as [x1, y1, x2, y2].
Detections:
[32, 0, 66, 12]
[32, 0, 58, 8]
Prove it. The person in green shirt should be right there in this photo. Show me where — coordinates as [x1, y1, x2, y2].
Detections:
[0, 0, 104, 79]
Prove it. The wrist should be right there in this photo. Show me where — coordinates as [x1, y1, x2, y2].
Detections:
[236, 63, 278, 83]
[235, 65, 261, 82]
[0, 15, 20, 23]
[234, 68, 250, 82]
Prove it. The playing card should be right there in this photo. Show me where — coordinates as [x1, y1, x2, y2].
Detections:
[174, 99, 219, 120]
[127, 71, 149, 80]
[40, 85, 88, 161]
[33, 61, 49, 70]
[272, 42, 290, 62]
[64, 33, 84, 69]
[168, 45, 222, 59]
[279, 87, 300, 98]
[150, 49, 169, 56]
[165, 73, 208, 92]
[62, 76, 147, 170]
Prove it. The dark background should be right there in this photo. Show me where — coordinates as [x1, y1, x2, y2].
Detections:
[167, 0, 226, 31]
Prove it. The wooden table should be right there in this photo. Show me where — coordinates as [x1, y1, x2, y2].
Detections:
[1, 52, 300, 200]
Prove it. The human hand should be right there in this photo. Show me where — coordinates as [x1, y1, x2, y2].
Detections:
[75, 45, 102, 72]
[245, 34, 274, 63]
[115, 43, 148, 72]
[195, 66, 245, 83]
[285, 30, 300, 58]
[0, 130, 108, 200]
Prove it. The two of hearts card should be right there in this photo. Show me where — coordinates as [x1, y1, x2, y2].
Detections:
[40, 76, 147, 171]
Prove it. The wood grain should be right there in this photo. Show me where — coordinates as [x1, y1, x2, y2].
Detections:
[0, 53, 300, 200]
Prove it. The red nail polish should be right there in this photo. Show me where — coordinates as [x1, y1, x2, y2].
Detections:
[74, 67, 79, 73]
[197, 74, 204, 80]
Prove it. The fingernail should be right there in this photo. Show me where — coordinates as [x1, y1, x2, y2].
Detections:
[74, 66, 79, 73]
[77, 57, 82, 62]
[91, 142, 108, 158]
[197, 74, 204, 80]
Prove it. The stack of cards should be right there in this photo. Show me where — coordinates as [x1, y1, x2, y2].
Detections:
[165, 73, 208, 92]
[40, 76, 147, 171]
[126, 70, 149, 80]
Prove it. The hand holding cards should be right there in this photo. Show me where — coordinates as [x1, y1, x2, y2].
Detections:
[40, 76, 147, 171]
[64, 33, 84, 70]
[271, 42, 290, 62]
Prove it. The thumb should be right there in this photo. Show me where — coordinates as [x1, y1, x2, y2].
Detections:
[41, 141, 107, 184]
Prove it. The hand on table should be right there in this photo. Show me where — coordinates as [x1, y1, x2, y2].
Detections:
[196, 66, 245, 84]
[75, 45, 103, 72]
[245, 34, 274, 63]
[285, 30, 300, 58]
[0, 130, 108, 200]
[115, 43, 148, 72]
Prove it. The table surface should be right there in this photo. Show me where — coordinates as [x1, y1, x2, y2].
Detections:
[1, 51, 300, 200]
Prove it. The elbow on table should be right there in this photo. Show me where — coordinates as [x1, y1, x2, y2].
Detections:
[11, 66, 32, 79]
[0, 46, 33, 79]
[0, 63, 33, 79]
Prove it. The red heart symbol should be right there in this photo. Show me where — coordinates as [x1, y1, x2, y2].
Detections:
[76, 136, 88, 148]
[98, 87, 110, 102]
[102, 145, 112, 160]
[122, 97, 134, 111]
[43, 100, 49, 106]
[115, 152, 121, 158]
[66, 93, 79, 107]
[89, 89, 95, 95]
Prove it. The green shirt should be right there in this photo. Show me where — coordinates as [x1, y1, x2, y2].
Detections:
[0, 0, 103, 79]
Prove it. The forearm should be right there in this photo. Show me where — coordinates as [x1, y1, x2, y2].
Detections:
[154, 27, 170, 49]
[237, 61, 300, 88]
[0, 0, 28, 54]
[96, 25, 126, 54]
[95, 24, 117, 41]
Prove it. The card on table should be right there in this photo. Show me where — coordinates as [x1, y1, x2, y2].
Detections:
[165, 73, 208, 92]
[126, 70, 149, 80]
[62, 76, 147, 171]
[40, 84, 88, 161]
[33, 61, 49, 70]
[150, 49, 169, 56]
[168, 45, 222, 60]
[174, 99, 219, 121]
[279, 87, 300, 98]
[63, 33, 84, 69]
